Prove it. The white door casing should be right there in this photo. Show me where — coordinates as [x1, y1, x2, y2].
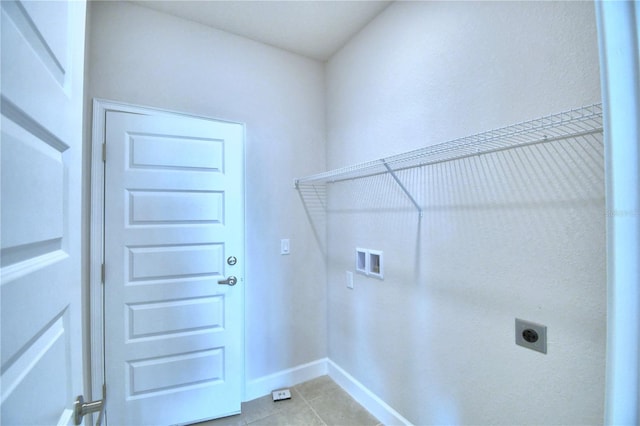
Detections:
[100, 109, 244, 425]
[596, 2, 640, 423]
[1, 1, 86, 425]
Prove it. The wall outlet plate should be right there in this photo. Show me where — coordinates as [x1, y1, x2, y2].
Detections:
[346, 271, 354, 289]
[272, 388, 291, 401]
[515, 318, 547, 354]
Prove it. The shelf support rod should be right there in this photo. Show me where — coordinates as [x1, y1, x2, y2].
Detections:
[382, 160, 423, 217]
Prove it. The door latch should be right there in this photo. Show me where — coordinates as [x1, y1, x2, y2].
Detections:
[217, 276, 238, 286]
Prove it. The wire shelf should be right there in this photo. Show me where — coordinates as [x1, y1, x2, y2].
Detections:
[294, 103, 603, 188]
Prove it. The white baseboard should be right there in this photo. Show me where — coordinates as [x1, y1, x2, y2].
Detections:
[244, 358, 412, 426]
[244, 358, 328, 401]
[327, 359, 413, 426]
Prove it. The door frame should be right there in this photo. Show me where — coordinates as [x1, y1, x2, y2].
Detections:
[596, 2, 640, 423]
[89, 98, 247, 420]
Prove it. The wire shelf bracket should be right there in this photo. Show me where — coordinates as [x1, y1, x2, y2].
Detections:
[382, 159, 423, 217]
[294, 103, 604, 218]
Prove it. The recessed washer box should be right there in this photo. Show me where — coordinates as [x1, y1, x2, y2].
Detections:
[355, 248, 383, 280]
[368, 250, 384, 280]
[355, 248, 367, 275]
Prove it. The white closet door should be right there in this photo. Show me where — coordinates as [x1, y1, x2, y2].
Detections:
[1, 1, 86, 424]
[103, 111, 245, 425]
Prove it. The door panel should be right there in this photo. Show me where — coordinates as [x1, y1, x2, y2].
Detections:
[104, 111, 244, 425]
[0, 0, 86, 425]
[128, 190, 224, 224]
[0, 0, 85, 425]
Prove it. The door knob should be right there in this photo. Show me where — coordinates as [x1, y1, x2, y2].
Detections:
[218, 276, 238, 286]
[74, 388, 105, 425]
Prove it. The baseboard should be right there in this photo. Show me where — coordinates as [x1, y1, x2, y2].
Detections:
[244, 358, 328, 401]
[244, 358, 412, 425]
[327, 359, 413, 426]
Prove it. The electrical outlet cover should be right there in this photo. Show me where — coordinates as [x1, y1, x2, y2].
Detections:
[515, 318, 547, 354]
[272, 389, 291, 401]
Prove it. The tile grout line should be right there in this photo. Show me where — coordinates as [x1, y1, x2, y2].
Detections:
[294, 386, 328, 426]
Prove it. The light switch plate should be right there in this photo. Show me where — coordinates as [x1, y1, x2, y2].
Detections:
[280, 239, 290, 255]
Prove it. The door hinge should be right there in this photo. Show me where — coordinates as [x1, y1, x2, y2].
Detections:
[101, 263, 105, 283]
[102, 143, 106, 162]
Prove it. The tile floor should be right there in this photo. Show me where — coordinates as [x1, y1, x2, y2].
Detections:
[192, 376, 382, 426]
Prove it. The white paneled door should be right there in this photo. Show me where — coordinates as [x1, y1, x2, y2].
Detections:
[1, 1, 86, 425]
[103, 111, 244, 425]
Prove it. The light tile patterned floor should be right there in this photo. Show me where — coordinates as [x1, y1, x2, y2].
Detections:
[192, 376, 382, 426]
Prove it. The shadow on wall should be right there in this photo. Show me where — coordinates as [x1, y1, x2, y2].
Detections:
[298, 130, 604, 285]
[301, 126, 605, 424]
[297, 182, 328, 257]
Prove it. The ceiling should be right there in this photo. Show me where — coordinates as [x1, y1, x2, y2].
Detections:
[130, 1, 393, 61]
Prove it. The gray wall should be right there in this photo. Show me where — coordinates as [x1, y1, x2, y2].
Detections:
[325, 1, 604, 424]
[85, 1, 607, 423]
[84, 0, 327, 389]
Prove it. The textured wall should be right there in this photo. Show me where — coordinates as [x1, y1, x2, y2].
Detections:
[85, 1, 607, 422]
[85, 0, 327, 385]
[324, 1, 605, 424]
